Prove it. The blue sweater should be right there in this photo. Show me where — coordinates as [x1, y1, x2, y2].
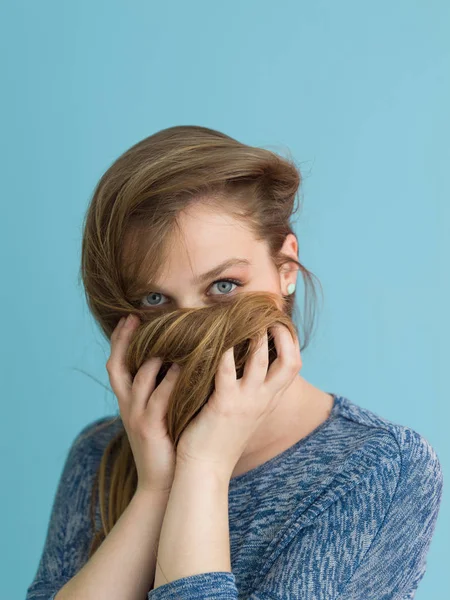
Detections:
[26, 393, 443, 600]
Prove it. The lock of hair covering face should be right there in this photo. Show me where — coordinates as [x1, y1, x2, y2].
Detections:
[122, 290, 299, 449]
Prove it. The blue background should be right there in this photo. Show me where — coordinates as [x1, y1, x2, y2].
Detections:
[1, 1, 448, 597]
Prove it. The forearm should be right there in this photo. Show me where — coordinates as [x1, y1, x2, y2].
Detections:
[153, 462, 231, 589]
[55, 488, 169, 600]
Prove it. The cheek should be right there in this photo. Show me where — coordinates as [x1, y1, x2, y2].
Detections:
[249, 269, 281, 292]
[247, 277, 285, 310]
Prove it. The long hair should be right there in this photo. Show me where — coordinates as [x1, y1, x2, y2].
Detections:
[78, 125, 322, 572]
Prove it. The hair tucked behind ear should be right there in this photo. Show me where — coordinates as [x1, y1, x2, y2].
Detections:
[79, 125, 322, 582]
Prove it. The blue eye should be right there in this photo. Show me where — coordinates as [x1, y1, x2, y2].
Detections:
[141, 278, 243, 308]
[208, 278, 242, 296]
[142, 292, 165, 307]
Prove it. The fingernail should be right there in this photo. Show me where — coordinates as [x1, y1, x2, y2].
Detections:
[125, 314, 136, 327]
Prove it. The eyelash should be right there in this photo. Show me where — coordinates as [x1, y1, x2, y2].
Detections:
[209, 277, 243, 293]
[141, 278, 244, 308]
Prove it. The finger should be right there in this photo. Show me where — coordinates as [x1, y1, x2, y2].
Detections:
[106, 314, 140, 407]
[143, 362, 182, 422]
[215, 346, 237, 389]
[292, 330, 302, 366]
[265, 324, 300, 394]
[111, 316, 127, 341]
[292, 329, 300, 351]
[129, 356, 165, 420]
[242, 329, 269, 386]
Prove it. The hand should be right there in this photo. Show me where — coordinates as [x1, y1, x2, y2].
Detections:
[175, 324, 302, 478]
[106, 314, 182, 494]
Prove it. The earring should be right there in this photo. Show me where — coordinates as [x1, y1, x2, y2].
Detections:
[287, 282, 296, 295]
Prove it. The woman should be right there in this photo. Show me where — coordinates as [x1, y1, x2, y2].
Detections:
[26, 125, 443, 600]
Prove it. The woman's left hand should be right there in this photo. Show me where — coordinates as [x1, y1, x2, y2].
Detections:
[175, 323, 302, 478]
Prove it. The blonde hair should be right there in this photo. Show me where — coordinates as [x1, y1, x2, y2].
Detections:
[78, 125, 322, 577]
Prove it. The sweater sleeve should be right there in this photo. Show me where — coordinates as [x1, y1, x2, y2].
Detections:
[331, 430, 443, 600]
[254, 430, 442, 600]
[147, 431, 443, 600]
[25, 417, 112, 600]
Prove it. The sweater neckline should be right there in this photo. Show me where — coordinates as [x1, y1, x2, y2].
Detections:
[228, 392, 343, 488]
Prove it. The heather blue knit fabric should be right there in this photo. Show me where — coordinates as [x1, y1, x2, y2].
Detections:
[26, 393, 443, 600]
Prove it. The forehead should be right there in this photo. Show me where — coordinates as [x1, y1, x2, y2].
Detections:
[157, 203, 266, 284]
[121, 201, 269, 296]
[174, 203, 253, 250]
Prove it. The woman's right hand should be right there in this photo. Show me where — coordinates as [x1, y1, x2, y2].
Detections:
[106, 313, 181, 495]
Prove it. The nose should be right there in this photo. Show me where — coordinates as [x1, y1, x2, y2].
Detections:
[174, 297, 208, 311]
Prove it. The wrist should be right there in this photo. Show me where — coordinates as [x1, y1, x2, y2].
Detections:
[134, 486, 171, 503]
[174, 457, 232, 486]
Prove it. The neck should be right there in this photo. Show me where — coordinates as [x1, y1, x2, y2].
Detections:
[231, 375, 333, 479]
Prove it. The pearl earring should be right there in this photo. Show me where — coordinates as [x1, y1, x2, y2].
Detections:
[287, 282, 296, 295]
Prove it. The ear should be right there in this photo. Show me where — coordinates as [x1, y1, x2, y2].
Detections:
[279, 233, 299, 294]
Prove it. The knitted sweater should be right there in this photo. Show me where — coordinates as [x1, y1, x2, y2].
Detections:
[26, 393, 443, 600]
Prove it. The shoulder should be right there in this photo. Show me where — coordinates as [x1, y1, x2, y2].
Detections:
[73, 414, 123, 442]
[335, 395, 443, 503]
[65, 414, 125, 466]
[55, 415, 125, 502]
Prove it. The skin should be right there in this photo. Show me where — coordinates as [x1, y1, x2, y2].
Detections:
[103, 203, 333, 597]
[143, 201, 334, 482]
[140, 201, 335, 589]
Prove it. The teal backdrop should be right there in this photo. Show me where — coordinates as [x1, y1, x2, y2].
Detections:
[1, 1, 448, 598]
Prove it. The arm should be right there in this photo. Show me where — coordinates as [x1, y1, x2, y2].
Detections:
[257, 432, 442, 600]
[26, 419, 170, 600]
[152, 461, 235, 592]
[55, 488, 169, 600]
[332, 431, 444, 600]
[147, 430, 443, 600]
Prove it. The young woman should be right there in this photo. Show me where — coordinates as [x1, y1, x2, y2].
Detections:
[26, 125, 443, 600]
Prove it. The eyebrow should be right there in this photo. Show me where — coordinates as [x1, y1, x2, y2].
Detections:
[147, 257, 252, 293]
[192, 258, 251, 285]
